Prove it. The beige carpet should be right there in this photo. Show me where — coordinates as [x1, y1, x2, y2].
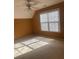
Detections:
[14, 36, 64, 59]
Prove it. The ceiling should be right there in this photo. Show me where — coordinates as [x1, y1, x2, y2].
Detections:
[14, 0, 64, 19]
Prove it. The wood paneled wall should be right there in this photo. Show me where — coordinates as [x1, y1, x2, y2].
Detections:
[14, 19, 33, 39]
[32, 2, 64, 38]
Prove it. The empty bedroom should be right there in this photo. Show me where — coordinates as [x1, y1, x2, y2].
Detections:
[14, 0, 64, 59]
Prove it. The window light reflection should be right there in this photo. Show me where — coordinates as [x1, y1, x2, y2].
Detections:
[14, 39, 48, 57]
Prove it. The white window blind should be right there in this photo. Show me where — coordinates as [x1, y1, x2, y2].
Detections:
[40, 9, 60, 32]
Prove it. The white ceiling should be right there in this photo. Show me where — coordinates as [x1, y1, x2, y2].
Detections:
[14, 0, 64, 19]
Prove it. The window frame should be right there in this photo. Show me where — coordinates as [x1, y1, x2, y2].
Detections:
[39, 8, 60, 32]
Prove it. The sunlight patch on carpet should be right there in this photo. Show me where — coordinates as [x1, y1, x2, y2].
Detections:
[14, 39, 48, 57]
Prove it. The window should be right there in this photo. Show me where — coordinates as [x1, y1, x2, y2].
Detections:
[40, 9, 60, 32]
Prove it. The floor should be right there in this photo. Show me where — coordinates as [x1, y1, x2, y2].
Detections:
[14, 36, 64, 59]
